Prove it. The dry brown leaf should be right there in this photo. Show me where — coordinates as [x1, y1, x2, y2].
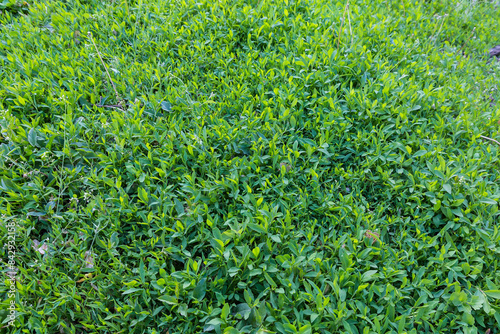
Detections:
[76, 273, 93, 283]
[279, 162, 291, 172]
[73, 30, 80, 45]
[84, 251, 94, 268]
[63, 239, 75, 247]
[364, 230, 380, 242]
[32, 239, 49, 255]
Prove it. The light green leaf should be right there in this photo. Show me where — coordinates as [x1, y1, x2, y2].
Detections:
[158, 295, 178, 305]
[248, 223, 267, 234]
[484, 290, 500, 300]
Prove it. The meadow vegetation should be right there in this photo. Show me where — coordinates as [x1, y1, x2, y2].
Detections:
[1, 0, 500, 333]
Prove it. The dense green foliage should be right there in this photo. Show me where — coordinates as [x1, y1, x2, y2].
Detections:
[1, 0, 500, 333]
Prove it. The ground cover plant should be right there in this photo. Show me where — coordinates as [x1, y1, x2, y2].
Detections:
[1, 0, 500, 332]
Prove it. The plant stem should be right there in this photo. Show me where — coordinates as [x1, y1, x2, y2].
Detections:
[480, 135, 500, 147]
[88, 32, 124, 108]
[337, 0, 350, 50]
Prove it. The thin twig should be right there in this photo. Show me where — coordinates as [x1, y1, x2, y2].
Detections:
[95, 103, 125, 109]
[480, 135, 500, 147]
[347, 0, 353, 47]
[429, 14, 448, 47]
[55, 106, 68, 217]
[124, 0, 130, 17]
[456, 26, 476, 56]
[87, 32, 124, 108]
[337, 0, 350, 50]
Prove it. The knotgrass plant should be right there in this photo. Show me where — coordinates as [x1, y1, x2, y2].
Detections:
[0, 0, 500, 333]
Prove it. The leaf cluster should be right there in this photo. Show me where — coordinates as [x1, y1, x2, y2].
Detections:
[0, 0, 500, 333]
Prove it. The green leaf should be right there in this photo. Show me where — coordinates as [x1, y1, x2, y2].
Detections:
[397, 315, 406, 333]
[193, 278, 207, 301]
[207, 318, 224, 326]
[248, 223, 267, 234]
[28, 128, 38, 147]
[221, 303, 230, 321]
[486, 279, 498, 290]
[339, 248, 349, 269]
[484, 290, 500, 299]
[361, 270, 378, 282]
[174, 198, 184, 215]
[342, 320, 359, 334]
[138, 187, 148, 203]
[462, 312, 474, 325]
[139, 259, 145, 283]
[122, 288, 143, 295]
[442, 183, 452, 194]
[235, 303, 251, 318]
[413, 150, 427, 158]
[158, 295, 178, 305]
[160, 101, 172, 112]
[298, 324, 312, 334]
[252, 247, 260, 258]
[479, 198, 497, 205]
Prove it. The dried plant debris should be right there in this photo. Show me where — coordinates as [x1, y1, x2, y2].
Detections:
[490, 45, 500, 58]
[84, 251, 94, 268]
[364, 230, 380, 242]
[32, 240, 49, 255]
